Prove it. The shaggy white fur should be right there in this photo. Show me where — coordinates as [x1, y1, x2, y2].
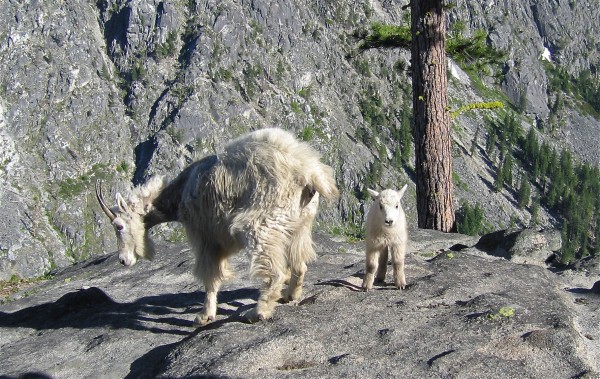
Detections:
[97, 128, 338, 324]
[362, 185, 409, 291]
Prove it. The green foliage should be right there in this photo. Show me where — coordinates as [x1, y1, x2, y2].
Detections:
[291, 101, 302, 114]
[456, 201, 488, 236]
[1, 272, 54, 303]
[276, 59, 286, 81]
[327, 222, 365, 243]
[242, 63, 262, 99]
[166, 125, 184, 144]
[155, 31, 178, 59]
[363, 159, 383, 192]
[130, 60, 146, 82]
[488, 306, 516, 320]
[493, 160, 505, 192]
[519, 118, 600, 263]
[298, 86, 312, 100]
[353, 58, 371, 76]
[116, 161, 130, 174]
[357, 22, 412, 50]
[453, 172, 468, 191]
[359, 91, 386, 128]
[300, 126, 319, 141]
[58, 163, 111, 199]
[450, 101, 504, 118]
[391, 107, 413, 167]
[517, 174, 531, 209]
[447, 29, 506, 72]
[545, 62, 600, 117]
[216, 68, 233, 82]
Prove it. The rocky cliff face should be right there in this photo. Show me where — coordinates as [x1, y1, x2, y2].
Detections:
[1, 0, 599, 279]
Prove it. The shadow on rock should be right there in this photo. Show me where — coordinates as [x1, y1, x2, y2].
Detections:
[0, 286, 259, 335]
[315, 278, 364, 292]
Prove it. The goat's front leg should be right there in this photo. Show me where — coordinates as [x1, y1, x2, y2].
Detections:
[390, 243, 406, 289]
[195, 278, 222, 326]
[375, 246, 389, 283]
[282, 261, 307, 303]
[362, 248, 381, 291]
[244, 272, 286, 323]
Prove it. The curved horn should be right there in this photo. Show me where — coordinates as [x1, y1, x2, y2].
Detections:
[95, 180, 116, 221]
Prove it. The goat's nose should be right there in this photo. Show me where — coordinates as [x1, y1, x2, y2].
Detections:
[385, 219, 394, 226]
[119, 257, 126, 265]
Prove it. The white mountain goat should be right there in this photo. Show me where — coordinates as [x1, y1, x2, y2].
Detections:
[96, 128, 339, 324]
[362, 185, 409, 291]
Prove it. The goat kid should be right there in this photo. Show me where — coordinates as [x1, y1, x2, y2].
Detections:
[362, 185, 408, 291]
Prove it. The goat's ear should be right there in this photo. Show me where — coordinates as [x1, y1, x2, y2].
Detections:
[367, 188, 379, 199]
[116, 193, 130, 213]
[397, 184, 408, 199]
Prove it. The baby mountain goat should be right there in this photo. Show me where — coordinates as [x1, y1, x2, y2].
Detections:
[362, 185, 409, 291]
[96, 128, 339, 324]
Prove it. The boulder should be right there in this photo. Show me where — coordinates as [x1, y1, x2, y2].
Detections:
[475, 228, 561, 267]
[0, 230, 598, 378]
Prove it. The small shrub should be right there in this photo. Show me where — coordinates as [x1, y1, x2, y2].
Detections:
[456, 201, 486, 236]
[155, 31, 178, 58]
[300, 127, 316, 141]
[291, 101, 302, 114]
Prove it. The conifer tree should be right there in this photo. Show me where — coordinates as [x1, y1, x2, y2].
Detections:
[518, 174, 531, 209]
[494, 161, 505, 192]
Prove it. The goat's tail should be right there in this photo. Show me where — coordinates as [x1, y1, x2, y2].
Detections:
[307, 162, 339, 203]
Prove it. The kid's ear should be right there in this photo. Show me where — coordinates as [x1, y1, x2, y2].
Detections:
[397, 184, 408, 199]
[367, 188, 379, 199]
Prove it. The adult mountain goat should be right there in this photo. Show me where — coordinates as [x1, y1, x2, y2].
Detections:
[362, 185, 408, 291]
[96, 128, 339, 324]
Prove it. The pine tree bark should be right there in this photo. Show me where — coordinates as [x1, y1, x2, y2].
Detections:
[411, 0, 455, 231]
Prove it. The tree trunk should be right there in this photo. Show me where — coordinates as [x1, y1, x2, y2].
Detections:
[411, 0, 455, 232]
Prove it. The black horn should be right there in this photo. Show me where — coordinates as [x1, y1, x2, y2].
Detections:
[95, 180, 116, 221]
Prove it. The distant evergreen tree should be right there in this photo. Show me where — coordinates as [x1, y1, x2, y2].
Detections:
[470, 125, 480, 156]
[518, 174, 531, 209]
[523, 127, 539, 163]
[531, 196, 540, 225]
[399, 107, 412, 164]
[494, 161, 505, 192]
[503, 155, 514, 188]
[456, 201, 485, 236]
[560, 220, 574, 264]
[537, 143, 551, 183]
[486, 129, 497, 161]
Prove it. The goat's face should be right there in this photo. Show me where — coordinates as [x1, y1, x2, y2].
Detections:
[368, 185, 408, 227]
[96, 181, 148, 267]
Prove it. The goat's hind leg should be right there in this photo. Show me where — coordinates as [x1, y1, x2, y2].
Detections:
[282, 225, 314, 303]
[244, 229, 290, 323]
[193, 251, 230, 326]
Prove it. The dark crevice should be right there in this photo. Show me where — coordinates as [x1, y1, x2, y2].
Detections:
[133, 136, 158, 185]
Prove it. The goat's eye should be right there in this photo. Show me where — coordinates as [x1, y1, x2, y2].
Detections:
[115, 223, 124, 231]
[379, 204, 383, 211]
[396, 204, 399, 209]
